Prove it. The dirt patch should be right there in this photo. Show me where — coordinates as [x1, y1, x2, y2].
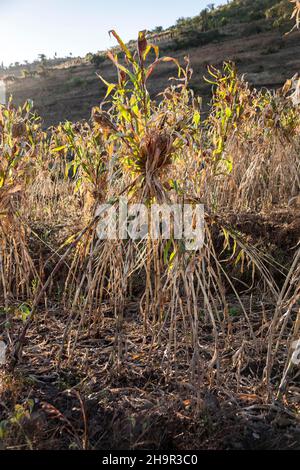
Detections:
[0, 305, 299, 450]
[226, 209, 300, 253]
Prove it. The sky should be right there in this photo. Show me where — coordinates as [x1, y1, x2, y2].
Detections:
[0, 0, 225, 66]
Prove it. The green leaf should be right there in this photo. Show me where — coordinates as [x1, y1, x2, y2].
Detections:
[169, 249, 176, 263]
[52, 145, 67, 153]
[18, 304, 31, 323]
[163, 239, 172, 265]
[225, 107, 232, 118]
[0, 170, 5, 188]
[96, 73, 116, 98]
[118, 104, 132, 122]
[229, 307, 240, 318]
[193, 111, 201, 126]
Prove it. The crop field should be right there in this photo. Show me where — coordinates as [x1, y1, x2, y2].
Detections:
[0, 17, 300, 451]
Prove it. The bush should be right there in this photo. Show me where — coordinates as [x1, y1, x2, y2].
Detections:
[89, 54, 106, 68]
[70, 77, 85, 87]
[172, 29, 224, 50]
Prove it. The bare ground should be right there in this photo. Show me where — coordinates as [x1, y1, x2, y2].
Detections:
[0, 304, 299, 450]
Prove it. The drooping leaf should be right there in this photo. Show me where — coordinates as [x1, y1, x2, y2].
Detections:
[109, 30, 134, 63]
[146, 57, 181, 81]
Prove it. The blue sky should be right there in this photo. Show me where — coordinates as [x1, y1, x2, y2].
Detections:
[0, 0, 225, 65]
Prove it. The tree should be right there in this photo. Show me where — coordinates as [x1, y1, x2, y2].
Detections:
[89, 54, 106, 67]
[200, 8, 209, 32]
[38, 54, 47, 65]
[152, 26, 163, 33]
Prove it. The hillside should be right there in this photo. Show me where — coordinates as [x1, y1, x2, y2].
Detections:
[2, 0, 300, 126]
